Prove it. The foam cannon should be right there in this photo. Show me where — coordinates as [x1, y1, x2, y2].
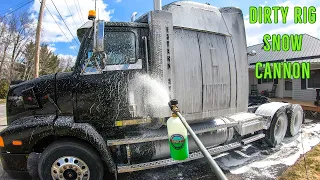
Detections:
[167, 99, 228, 180]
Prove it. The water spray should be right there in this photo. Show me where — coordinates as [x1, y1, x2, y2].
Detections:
[168, 99, 228, 180]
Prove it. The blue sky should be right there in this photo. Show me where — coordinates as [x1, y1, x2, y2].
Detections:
[1, 0, 319, 60]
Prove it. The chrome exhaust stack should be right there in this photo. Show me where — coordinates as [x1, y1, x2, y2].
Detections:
[131, 12, 137, 22]
[154, 0, 162, 10]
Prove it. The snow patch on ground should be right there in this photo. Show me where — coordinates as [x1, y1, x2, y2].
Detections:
[217, 122, 320, 178]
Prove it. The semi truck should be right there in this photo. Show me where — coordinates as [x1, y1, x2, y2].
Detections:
[0, 1, 304, 180]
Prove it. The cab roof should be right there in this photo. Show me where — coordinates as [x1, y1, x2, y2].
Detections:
[77, 21, 148, 42]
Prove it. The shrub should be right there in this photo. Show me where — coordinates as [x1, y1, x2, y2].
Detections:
[0, 79, 9, 99]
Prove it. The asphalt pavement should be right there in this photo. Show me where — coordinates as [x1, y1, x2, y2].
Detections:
[0, 104, 6, 133]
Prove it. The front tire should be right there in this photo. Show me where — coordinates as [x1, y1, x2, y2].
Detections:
[38, 139, 104, 180]
[265, 110, 288, 147]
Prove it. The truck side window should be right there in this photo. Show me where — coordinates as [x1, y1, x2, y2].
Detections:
[105, 31, 136, 65]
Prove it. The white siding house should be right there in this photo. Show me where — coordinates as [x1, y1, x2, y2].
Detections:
[248, 34, 320, 102]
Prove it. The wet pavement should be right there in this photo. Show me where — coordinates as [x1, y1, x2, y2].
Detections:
[0, 104, 6, 126]
[0, 103, 319, 180]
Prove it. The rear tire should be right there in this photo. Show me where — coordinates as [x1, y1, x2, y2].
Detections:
[265, 110, 288, 147]
[286, 104, 303, 137]
[38, 139, 104, 180]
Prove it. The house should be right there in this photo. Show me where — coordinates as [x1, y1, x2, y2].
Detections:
[248, 34, 320, 102]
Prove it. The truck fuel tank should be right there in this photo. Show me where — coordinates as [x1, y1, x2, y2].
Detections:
[118, 117, 234, 164]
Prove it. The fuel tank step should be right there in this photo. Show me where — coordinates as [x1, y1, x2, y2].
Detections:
[117, 142, 242, 173]
[107, 120, 238, 146]
[241, 133, 265, 145]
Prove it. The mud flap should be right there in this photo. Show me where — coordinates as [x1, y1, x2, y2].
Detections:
[27, 152, 40, 179]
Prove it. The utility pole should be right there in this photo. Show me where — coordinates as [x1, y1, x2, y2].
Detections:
[34, 0, 46, 78]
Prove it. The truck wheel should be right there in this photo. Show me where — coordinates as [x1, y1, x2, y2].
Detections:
[38, 140, 104, 180]
[286, 105, 303, 137]
[266, 110, 288, 147]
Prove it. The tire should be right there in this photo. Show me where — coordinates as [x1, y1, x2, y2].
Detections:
[265, 109, 288, 147]
[38, 139, 104, 180]
[286, 104, 303, 137]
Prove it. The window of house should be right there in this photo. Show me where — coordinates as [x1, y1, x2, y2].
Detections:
[258, 78, 278, 84]
[307, 69, 320, 88]
[285, 79, 292, 90]
[261, 78, 273, 83]
[257, 70, 278, 84]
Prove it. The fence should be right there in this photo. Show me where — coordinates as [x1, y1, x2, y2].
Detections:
[305, 110, 320, 121]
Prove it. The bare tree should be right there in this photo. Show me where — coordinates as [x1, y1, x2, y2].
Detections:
[59, 55, 75, 72]
[7, 11, 35, 82]
[0, 10, 64, 82]
[0, 17, 14, 78]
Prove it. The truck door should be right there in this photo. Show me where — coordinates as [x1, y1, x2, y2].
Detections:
[74, 27, 145, 126]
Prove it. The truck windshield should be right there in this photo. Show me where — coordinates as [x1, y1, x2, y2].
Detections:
[81, 31, 136, 74]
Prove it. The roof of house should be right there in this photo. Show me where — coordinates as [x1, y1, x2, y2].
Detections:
[247, 34, 320, 65]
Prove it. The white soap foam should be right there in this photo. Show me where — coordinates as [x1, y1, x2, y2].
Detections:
[128, 73, 171, 118]
[134, 74, 170, 107]
[218, 122, 320, 178]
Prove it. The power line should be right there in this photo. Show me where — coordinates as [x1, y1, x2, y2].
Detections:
[43, 4, 78, 53]
[0, 2, 30, 13]
[64, 0, 79, 29]
[0, 0, 33, 17]
[0, 0, 33, 14]
[50, 0, 80, 46]
[74, 0, 85, 24]
[76, 0, 85, 22]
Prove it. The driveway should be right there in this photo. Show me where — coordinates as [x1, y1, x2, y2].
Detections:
[0, 104, 6, 131]
[0, 103, 319, 180]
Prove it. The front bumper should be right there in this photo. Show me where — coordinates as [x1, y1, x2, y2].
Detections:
[0, 153, 32, 179]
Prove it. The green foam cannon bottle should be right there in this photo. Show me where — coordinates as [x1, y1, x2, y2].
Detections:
[167, 101, 189, 160]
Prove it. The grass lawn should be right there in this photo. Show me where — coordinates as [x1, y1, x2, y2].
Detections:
[0, 99, 5, 104]
[278, 143, 320, 180]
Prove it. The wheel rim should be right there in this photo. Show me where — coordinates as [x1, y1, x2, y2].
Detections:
[293, 111, 302, 132]
[51, 156, 90, 180]
[274, 116, 286, 140]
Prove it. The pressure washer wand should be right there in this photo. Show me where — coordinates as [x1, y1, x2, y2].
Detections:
[168, 99, 228, 180]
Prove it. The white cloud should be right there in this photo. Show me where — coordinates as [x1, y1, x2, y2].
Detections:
[116, 0, 122, 2]
[48, 43, 56, 52]
[245, 0, 320, 46]
[58, 54, 77, 61]
[30, 0, 114, 44]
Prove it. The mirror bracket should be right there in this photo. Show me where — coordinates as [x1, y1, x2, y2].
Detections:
[103, 59, 143, 72]
[80, 52, 107, 75]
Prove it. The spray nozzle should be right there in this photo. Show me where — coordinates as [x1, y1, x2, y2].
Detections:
[168, 99, 179, 112]
[169, 99, 178, 106]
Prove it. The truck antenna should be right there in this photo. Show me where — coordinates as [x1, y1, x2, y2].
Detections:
[95, 0, 97, 12]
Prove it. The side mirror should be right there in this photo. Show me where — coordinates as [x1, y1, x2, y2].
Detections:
[94, 20, 105, 52]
